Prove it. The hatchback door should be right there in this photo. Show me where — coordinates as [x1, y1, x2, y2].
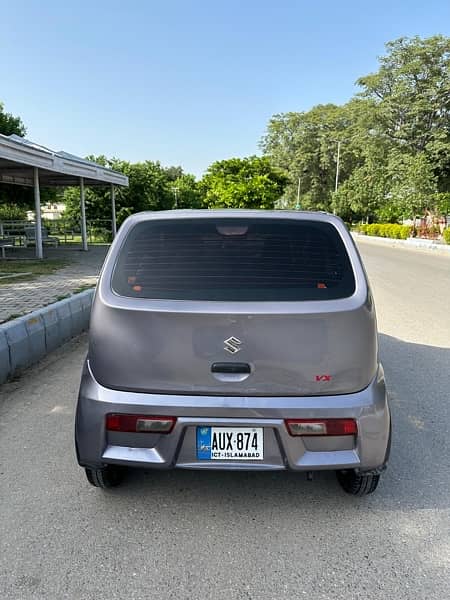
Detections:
[89, 214, 377, 396]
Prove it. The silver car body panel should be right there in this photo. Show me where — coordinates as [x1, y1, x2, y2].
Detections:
[76, 360, 389, 471]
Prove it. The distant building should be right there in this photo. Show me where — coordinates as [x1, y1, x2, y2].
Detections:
[27, 202, 66, 221]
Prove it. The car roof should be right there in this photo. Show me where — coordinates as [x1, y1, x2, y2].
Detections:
[126, 209, 340, 224]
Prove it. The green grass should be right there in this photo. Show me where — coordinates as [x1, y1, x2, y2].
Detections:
[54, 234, 111, 245]
[72, 283, 96, 294]
[0, 259, 68, 285]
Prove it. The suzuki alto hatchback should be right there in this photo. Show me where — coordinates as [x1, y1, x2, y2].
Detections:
[75, 210, 391, 495]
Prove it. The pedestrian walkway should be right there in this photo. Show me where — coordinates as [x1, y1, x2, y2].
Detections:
[0, 246, 108, 323]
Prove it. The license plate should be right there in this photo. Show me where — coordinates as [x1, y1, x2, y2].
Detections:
[196, 427, 264, 460]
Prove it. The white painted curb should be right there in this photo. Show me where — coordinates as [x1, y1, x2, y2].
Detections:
[352, 232, 450, 253]
[0, 289, 94, 383]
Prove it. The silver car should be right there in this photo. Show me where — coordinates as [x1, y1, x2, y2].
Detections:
[75, 210, 391, 495]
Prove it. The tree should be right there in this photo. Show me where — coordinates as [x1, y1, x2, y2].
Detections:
[262, 35, 450, 221]
[434, 192, 450, 215]
[164, 166, 184, 182]
[0, 101, 32, 209]
[62, 157, 199, 225]
[357, 36, 450, 151]
[332, 157, 388, 222]
[0, 101, 26, 136]
[112, 159, 175, 217]
[384, 151, 438, 220]
[332, 151, 438, 222]
[357, 35, 450, 190]
[261, 104, 362, 210]
[170, 174, 204, 209]
[0, 203, 28, 221]
[201, 156, 288, 209]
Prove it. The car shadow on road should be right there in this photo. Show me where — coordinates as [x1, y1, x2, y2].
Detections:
[105, 333, 449, 513]
[376, 332, 450, 511]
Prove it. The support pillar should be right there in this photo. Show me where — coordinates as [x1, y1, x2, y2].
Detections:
[111, 184, 117, 237]
[34, 167, 43, 259]
[80, 177, 88, 251]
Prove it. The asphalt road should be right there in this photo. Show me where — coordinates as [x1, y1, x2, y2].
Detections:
[1, 240, 449, 600]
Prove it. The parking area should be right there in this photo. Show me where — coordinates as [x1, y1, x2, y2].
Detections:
[0, 246, 107, 322]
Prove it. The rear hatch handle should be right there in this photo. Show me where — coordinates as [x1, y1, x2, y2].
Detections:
[211, 362, 251, 382]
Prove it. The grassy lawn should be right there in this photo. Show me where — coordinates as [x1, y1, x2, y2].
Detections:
[54, 234, 111, 245]
[0, 259, 68, 285]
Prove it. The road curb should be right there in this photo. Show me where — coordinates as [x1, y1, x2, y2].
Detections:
[352, 232, 450, 254]
[0, 288, 94, 383]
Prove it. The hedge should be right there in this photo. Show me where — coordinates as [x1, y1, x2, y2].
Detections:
[443, 228, 450, 245]
[357, 223, 411, 240]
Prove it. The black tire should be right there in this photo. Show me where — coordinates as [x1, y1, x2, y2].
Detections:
[336, 469, 380, 496]
[85, 465, 125, 489]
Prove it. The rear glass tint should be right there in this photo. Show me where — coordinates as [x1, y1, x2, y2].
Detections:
[111, 218, 356, 301]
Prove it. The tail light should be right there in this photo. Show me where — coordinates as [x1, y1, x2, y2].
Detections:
[106, 414, 176, 433]
[285, 418, 357, 436]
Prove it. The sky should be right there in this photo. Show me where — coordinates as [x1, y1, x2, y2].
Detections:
[1, 0, 450, 177]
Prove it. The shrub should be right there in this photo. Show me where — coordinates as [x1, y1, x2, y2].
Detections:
[443, 228, 450, 245]
[385, 224, 396, 238]
[399, 226, 410, 240]
[367, 224, 381, 237]
[0, 203, 27, 221]
[358, 223, 411, 239]
[91, 227, 113, 243]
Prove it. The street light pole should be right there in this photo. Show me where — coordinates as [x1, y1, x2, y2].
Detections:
[335, 140, 341, 193]
[296, 176, 301, 210]
[172, 187, 179, 209]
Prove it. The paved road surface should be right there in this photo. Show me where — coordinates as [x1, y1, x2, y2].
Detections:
[0, 240, 449, 600]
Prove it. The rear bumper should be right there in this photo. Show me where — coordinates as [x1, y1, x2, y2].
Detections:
[75, 361, 391, 472]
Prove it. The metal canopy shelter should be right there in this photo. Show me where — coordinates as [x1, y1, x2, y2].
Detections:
[0, 134, 129, 258]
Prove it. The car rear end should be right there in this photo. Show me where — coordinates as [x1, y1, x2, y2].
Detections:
[75, 210, 390, 494]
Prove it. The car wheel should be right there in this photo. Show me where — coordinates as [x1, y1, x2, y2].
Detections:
[85, 465, 125, 489]
[336, 469, 380, 496]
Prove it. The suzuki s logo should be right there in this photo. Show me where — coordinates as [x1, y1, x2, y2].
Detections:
[224, 336, 242, 354]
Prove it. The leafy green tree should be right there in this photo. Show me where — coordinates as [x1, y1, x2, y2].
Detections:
[170, 174, 204, 209]
[333, 151, 438, 222]
[262, 35, 450, 220]
[112, 159, 174, 216]
[356, 36, 450, 151]
[332, 158, 388, 222]
[0, 203, 27, 221]
[261, 104, 363, 210]
[201, 156, 288, 209]
[164, 166, 184, 182]
[0, 101, 26, 136]
[357, 35, 450, 190]
[434, 192, 450, 215]
[384, 151, 438, 219]
[0, 101, 32, 209]
[62, 157, 199, 225]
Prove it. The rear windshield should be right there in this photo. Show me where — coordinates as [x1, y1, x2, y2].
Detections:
[111, 218, 356, 301]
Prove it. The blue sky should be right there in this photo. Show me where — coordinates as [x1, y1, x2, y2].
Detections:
[1, 0, 450, 177]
